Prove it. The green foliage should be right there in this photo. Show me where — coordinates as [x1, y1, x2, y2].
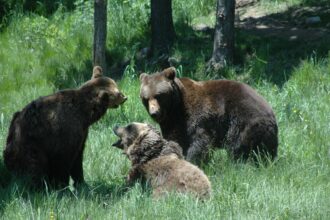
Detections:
[0, 6, 93, 114]
[0, 0, 77, 29]
[173, 0, 216, 25]
[0, 0, 330, 219]
[106, 0, 150, 63]
[22, 0, 76, 15]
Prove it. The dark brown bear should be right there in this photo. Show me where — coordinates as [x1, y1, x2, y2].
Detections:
[139, 67, 278, 164]
[112, 122, 212, 199]
[3, 66, 127, 188]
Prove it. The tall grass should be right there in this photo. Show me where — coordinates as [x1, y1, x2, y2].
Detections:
[0, 0, 329, 219]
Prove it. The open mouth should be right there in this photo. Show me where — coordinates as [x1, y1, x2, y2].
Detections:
[112, 126, 123, 148]
[112, 138, 123, 148]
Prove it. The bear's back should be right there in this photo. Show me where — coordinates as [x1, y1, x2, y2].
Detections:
[143, 155, 211, 199]
[20, 91, 80, 133]
[5, 90, 86, 155]
[179, 77, 275, 120]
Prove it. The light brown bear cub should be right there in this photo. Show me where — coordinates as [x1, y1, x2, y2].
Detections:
[4, 66, 127, 188]
[112, 122, 211, 199]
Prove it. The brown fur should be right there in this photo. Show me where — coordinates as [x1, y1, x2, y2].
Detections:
[112, 122, 212, 199]
[3, 66, 127, 188]
[139, 67, 278, 164]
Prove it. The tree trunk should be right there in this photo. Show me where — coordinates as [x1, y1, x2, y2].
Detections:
[207, 0, 236, 71]
[151, 0, 175, 56]
[93, 0, 107, 72]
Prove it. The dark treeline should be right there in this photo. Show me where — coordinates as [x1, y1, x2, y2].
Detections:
[0, 0, 75, 29]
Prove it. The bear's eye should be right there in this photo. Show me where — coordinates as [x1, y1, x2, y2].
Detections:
[109, 94, 116, 100]
[154, 93, 166, 100]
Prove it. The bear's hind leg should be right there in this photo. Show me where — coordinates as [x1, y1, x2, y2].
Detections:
[226, 138, 250, 161]
[17, 149, 49, 189]
[253, 129, 278, 161]
[239, 118, 278, 162]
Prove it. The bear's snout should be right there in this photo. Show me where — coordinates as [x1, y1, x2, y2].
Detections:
[109, 92, 127, 109]
[148, 99, 161, 119]
[118, 92, 127, 104]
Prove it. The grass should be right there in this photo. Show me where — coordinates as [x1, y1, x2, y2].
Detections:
[0, 0, 330, 219]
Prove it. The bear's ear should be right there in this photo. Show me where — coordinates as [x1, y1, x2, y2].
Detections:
[92, 66, 103, 79]
[163, 67, 176, 80]
[139, 73, 148, 82]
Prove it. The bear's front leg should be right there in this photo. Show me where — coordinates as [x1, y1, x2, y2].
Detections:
[70, 150, 85, 187]
[186, 129, 211, 166]
[126, 165, 142, 186]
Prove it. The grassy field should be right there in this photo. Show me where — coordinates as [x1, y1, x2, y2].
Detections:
[0, 0, 330, 219]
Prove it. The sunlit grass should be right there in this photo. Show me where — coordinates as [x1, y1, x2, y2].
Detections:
[1, 57, 329, 219]
[0, 0, 329, 219]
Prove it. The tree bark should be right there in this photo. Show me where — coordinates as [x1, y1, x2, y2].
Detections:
[208, 0, 236, 71]
[93, 0, 107, 72]
[151, 0, 175, 56]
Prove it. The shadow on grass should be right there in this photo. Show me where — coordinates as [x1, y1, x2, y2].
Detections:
[0, 166, 133, 215]
[168, 20, 329, 87]
[0, 155, 150, 215]
[235, 2, 330, 86]
[235, 30, 330, 86]
[74, 180, 132, 200]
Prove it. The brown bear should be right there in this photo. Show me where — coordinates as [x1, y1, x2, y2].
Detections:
[139, 67, 278, 164]
[112, 122, 212, 199]
[3, 66, 127, 188]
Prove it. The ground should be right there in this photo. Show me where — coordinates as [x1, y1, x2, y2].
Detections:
[236, 0, 330, 41]
[193, 0, 330, 42]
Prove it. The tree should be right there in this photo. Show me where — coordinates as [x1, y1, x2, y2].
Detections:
[207, 0, 236, 71]
[150, 0, 175, 56]
[93, 0, 107, 72]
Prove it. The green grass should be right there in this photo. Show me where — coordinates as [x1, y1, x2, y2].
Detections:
[0, 0, 330, 219]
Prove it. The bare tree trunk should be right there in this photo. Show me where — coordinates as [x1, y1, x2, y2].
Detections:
[93, 0, 107, 72]
[207, 0, 236, 71]
[151, 0, 175, 56]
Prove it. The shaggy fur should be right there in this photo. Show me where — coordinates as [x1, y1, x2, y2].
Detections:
[3, 66, 127, 188]
[112, 122, 212, 199]
[139, 67, 278, 164]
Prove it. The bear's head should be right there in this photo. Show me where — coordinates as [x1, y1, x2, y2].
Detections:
[112, 122, 165, 164]
[139, 67, 177, 123]
[81, 66, 127, 108]
[112, 122, 158, 153]
[112, 122, 183, 164]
